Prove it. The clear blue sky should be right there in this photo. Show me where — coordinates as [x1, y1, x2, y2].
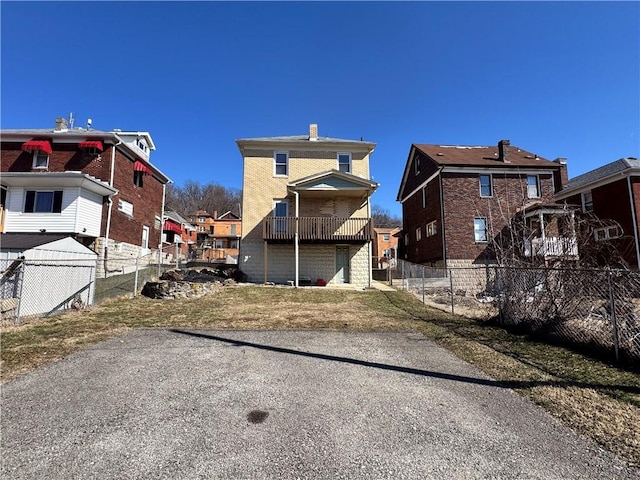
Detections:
[2, 1, 638, 217]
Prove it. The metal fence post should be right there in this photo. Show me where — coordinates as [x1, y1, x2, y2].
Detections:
[449, 269, 454, 314]
[608, 270, 620, 362]
[133, 256, 140, 298]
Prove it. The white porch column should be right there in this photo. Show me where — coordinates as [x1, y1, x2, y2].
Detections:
[294, 191, 299, 288]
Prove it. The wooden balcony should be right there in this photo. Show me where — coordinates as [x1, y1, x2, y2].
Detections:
[524, 237, 578, 257]
[263, 217, 373, 243]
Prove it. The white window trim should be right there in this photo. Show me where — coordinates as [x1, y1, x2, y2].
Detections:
[141, 225, 150, 251]
[118, 199, 134, 216]
[426, 220, 437, 237]
[527, 174, 541, 199]
[337, 152, 352, 173]
[479, 174, 493, 198]
[32, 151, 49, 169]
[474, 217, 488, 243]
[594, 225, 622, 242]
[274, 151, 289, 177]
[422, 186, 427, 208]
[582, 191, 594, 212]
[415, 226, 422, 241]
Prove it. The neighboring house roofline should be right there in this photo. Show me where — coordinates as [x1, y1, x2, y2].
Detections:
[236, 137, 376, 154]
[0, 128, 171, 184]
[555, 158, 640, 199]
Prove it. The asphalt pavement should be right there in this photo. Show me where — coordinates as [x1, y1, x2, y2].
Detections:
[1, 329, 637, 479]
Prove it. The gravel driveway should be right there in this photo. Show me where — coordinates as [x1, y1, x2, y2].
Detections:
[1, 329, 637, 479]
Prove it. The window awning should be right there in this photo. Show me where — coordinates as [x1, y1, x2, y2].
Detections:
[78, 140, 103, 151]
[163, 220, 182, 234]
[21, 140, 52, 154]
[133, 160, 153, 176]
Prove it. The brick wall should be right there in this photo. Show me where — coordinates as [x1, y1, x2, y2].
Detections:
[401, 178, 443, 264]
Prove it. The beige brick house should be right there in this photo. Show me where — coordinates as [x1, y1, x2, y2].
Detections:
[237, 124, 378, 287]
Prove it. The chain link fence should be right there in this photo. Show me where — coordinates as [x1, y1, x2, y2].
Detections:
[391, 259, 640, 362]
[1, 257, 96, 324]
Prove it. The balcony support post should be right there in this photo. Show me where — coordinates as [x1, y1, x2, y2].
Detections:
[294, 191, 300, 288]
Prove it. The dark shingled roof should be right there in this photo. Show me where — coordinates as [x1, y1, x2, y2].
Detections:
[562, 157, 640, 192]
[413, 144, 558, 168]
[0, 233, 70, 250]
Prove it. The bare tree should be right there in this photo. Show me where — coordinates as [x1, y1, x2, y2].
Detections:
[166, 181, 241, 218]
[371, 204, 401, 228]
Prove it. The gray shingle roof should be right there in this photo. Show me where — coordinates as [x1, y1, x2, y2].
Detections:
[0, 233, 70, 250]
[563, 157, 640, 192]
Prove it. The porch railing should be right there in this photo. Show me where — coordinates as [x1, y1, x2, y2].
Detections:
[525, 237, 578, 257]
[263, 217, 373, 242]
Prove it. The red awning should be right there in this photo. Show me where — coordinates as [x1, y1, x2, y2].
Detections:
[21, 140, 52, 154]
[133, 160, 153, 176]
[78, 140, 103, 151]
[163, 220, 182, 234]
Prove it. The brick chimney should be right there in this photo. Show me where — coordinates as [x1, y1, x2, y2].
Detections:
[213, 211, 218, 219]
[553, 157, 569, 192]
[55, 117, 68, 132]
[309, 124, 318, 141]
[498, 139, 510, 162]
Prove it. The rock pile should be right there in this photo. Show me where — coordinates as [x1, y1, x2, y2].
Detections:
[140, 267, 247, 300]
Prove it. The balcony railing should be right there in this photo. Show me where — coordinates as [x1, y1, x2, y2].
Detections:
[524, 237, 578, 257]
[263, 217, 373, 242]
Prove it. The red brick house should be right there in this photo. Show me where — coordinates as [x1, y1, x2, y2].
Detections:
[372, 226, 400, 268]
[555, 157, 640, 269]
[187, 210, 242, 263]
[396, 140, 569, 268]
[1, 118, 172, 274]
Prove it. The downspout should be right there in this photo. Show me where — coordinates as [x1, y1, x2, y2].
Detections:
[294, 190, 299, 288]
[438, 168, 446, 268]
[627, 176, 640, 269]
[103, 137, 122, 276]
[158, 183, 167, 279]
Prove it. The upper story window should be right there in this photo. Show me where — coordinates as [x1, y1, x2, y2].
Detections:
[415, 226, 422, 241]
[24, 190, 62, 213]
[274, 151, 288, 176]
[133, 171, 144, 188]
[32, 151, 49, 169]
[338, 152, 352, 173]
[198, 217, 206, 223]
[422, 186, 428, 208]
[426, 220, 437, 237]
[415, 156, 421, 175]
[479, 174, 493, 197]
[230, 224, 237, 235]
[527, 175, 540, 198]
[383, 234, 390, 241]
[136, 139, 148, 154]
[474, 217, 488, 242]
[118, 199, 134, 216]
[582, 191, 594, 212]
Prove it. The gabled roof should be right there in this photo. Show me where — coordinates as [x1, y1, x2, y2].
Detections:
[217, 211, 240, 220]
[558, 157, 640, 197]
[288, 169, 378, 192]
[412, 144, 555, 167]
[397, 142, 563, 201]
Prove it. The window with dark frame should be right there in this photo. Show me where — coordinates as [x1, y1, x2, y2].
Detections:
[474, 217, 488, 242]
[275, 152, 288, 176]
[24, 190, 63, 213]
[338, 153, 351, 173]
[133, 171, 144, 187]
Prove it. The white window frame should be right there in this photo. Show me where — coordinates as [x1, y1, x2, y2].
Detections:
[274, 151, 289, 177]
[422, 186, 428, 208]
[382, 234, 390, 242]
[474, 217, 488, 243]
[337, 152, 352, 173]
[582, 191, 594, 212]
[526, 175, 541, 198]
[415, 226, 422, 241]
[141, 225, 149, 250]
[32, 151, 49, 169]
[118, 199, 134, 216]
[594, 225, 622, 242]
[415, 155, 421, 175]
[426, 220, 437, 237]
[479, 174, 493, 198]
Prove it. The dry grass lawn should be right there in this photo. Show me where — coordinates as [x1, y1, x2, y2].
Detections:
[1, 284, 639, 466]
